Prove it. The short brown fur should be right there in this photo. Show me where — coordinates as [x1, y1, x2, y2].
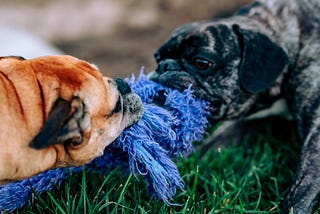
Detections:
[0, 55, 143, 183]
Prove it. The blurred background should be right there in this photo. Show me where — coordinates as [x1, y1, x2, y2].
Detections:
[0, 0, 252, 77]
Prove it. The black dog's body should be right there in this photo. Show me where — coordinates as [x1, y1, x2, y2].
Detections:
[149, 0, 320, 213]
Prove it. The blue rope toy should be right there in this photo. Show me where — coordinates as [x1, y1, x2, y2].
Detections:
[0, 71, 210, 212]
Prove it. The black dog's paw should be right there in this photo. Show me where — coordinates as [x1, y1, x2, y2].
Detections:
[200, 116, 296, 156]
[200, 120, 245, 155]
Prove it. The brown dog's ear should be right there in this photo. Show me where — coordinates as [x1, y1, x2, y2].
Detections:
[30, 98, 74, 149]
[233, 25, 289, 93]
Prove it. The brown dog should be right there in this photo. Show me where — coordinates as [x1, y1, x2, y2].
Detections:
[0, 55, 143, 184]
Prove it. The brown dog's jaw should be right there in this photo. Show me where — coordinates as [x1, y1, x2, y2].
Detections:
[114, 77, 144, 127]
[122, 92, 144, 127]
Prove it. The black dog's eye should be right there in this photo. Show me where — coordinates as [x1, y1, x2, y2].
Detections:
[193, 58, 213, 70]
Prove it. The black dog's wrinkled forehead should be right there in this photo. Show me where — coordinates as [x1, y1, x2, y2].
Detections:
[155, 23, 207, 60]
[155, 22, 239, 62]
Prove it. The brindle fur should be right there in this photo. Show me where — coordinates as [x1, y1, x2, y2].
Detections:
[149, 0, 320, 213]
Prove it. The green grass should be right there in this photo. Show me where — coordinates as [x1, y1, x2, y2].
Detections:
[12, 123, 305, 214]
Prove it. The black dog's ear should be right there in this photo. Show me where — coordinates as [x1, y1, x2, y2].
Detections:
[233, 25, 288, 93]
[30, 98, 72, 149]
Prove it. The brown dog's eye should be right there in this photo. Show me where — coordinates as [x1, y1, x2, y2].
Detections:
[193, 58, 213, 70]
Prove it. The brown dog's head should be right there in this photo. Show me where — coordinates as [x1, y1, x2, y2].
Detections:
[0, 55, 143, 181]
[149, 22, 288, 120]
[27, 56, 144, 166]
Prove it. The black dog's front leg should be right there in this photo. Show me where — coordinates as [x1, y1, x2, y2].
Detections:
[200, 98, 293, 154]
[281, 126, 320, 214]
[280, 54, 320, 213]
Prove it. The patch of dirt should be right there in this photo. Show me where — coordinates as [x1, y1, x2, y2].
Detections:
[0, 0, 252, 77]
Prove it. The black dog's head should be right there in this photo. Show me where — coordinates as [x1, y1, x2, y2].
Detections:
[149, 22, 288, 120]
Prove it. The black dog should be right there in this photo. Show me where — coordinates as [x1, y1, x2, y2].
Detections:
[149, 0, 320, 213]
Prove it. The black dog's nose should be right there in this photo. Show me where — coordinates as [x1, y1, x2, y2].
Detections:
[114, 78, 131, 95]
[156, 59, 181, 74]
